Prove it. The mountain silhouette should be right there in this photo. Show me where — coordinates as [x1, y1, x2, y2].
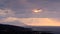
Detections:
[0, 24, 53, 34]
[0, 24, 32, 34]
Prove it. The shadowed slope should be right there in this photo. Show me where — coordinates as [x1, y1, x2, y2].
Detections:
[0, 24, 53, 34]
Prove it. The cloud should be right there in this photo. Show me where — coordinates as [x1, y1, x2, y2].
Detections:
[1, 17, 17, 22]
[1, 17, 60, 26]
[0, 0, 60, 26]
[0, 8, 15, 18]
[18, 18, 60, 26]
[24, 18, 60, 26]
[0, 0, 39, 9]
[0, 0, 60, 18]
[0, 17, 27, 26]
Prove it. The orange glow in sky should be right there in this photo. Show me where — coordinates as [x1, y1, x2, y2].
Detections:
[1, 17, 60, 26]
[18, 18, 60, 26]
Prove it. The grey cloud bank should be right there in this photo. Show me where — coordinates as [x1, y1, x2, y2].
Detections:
[0, 0, 60, 18]
[0, 0, 60, 27]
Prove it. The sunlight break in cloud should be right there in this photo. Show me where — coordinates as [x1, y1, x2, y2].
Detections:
[19, 18, 60, 26]
[0, 17, 60, 26]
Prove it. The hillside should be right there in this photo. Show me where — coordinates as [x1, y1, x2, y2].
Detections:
[0, 24, 53, 34]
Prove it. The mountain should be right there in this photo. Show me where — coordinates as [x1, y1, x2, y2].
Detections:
[0, 24, 53, 34]
[0, 24, 32, 34]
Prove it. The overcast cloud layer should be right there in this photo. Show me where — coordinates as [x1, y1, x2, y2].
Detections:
[0, 0, 60, 26]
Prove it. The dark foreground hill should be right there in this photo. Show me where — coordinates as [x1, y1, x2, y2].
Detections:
[0, 24, 53, 34]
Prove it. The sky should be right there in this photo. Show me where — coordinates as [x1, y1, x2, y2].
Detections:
[0, 0, 60, 26]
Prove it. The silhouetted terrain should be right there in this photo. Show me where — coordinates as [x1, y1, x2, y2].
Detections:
[0, 24, 53, 34]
